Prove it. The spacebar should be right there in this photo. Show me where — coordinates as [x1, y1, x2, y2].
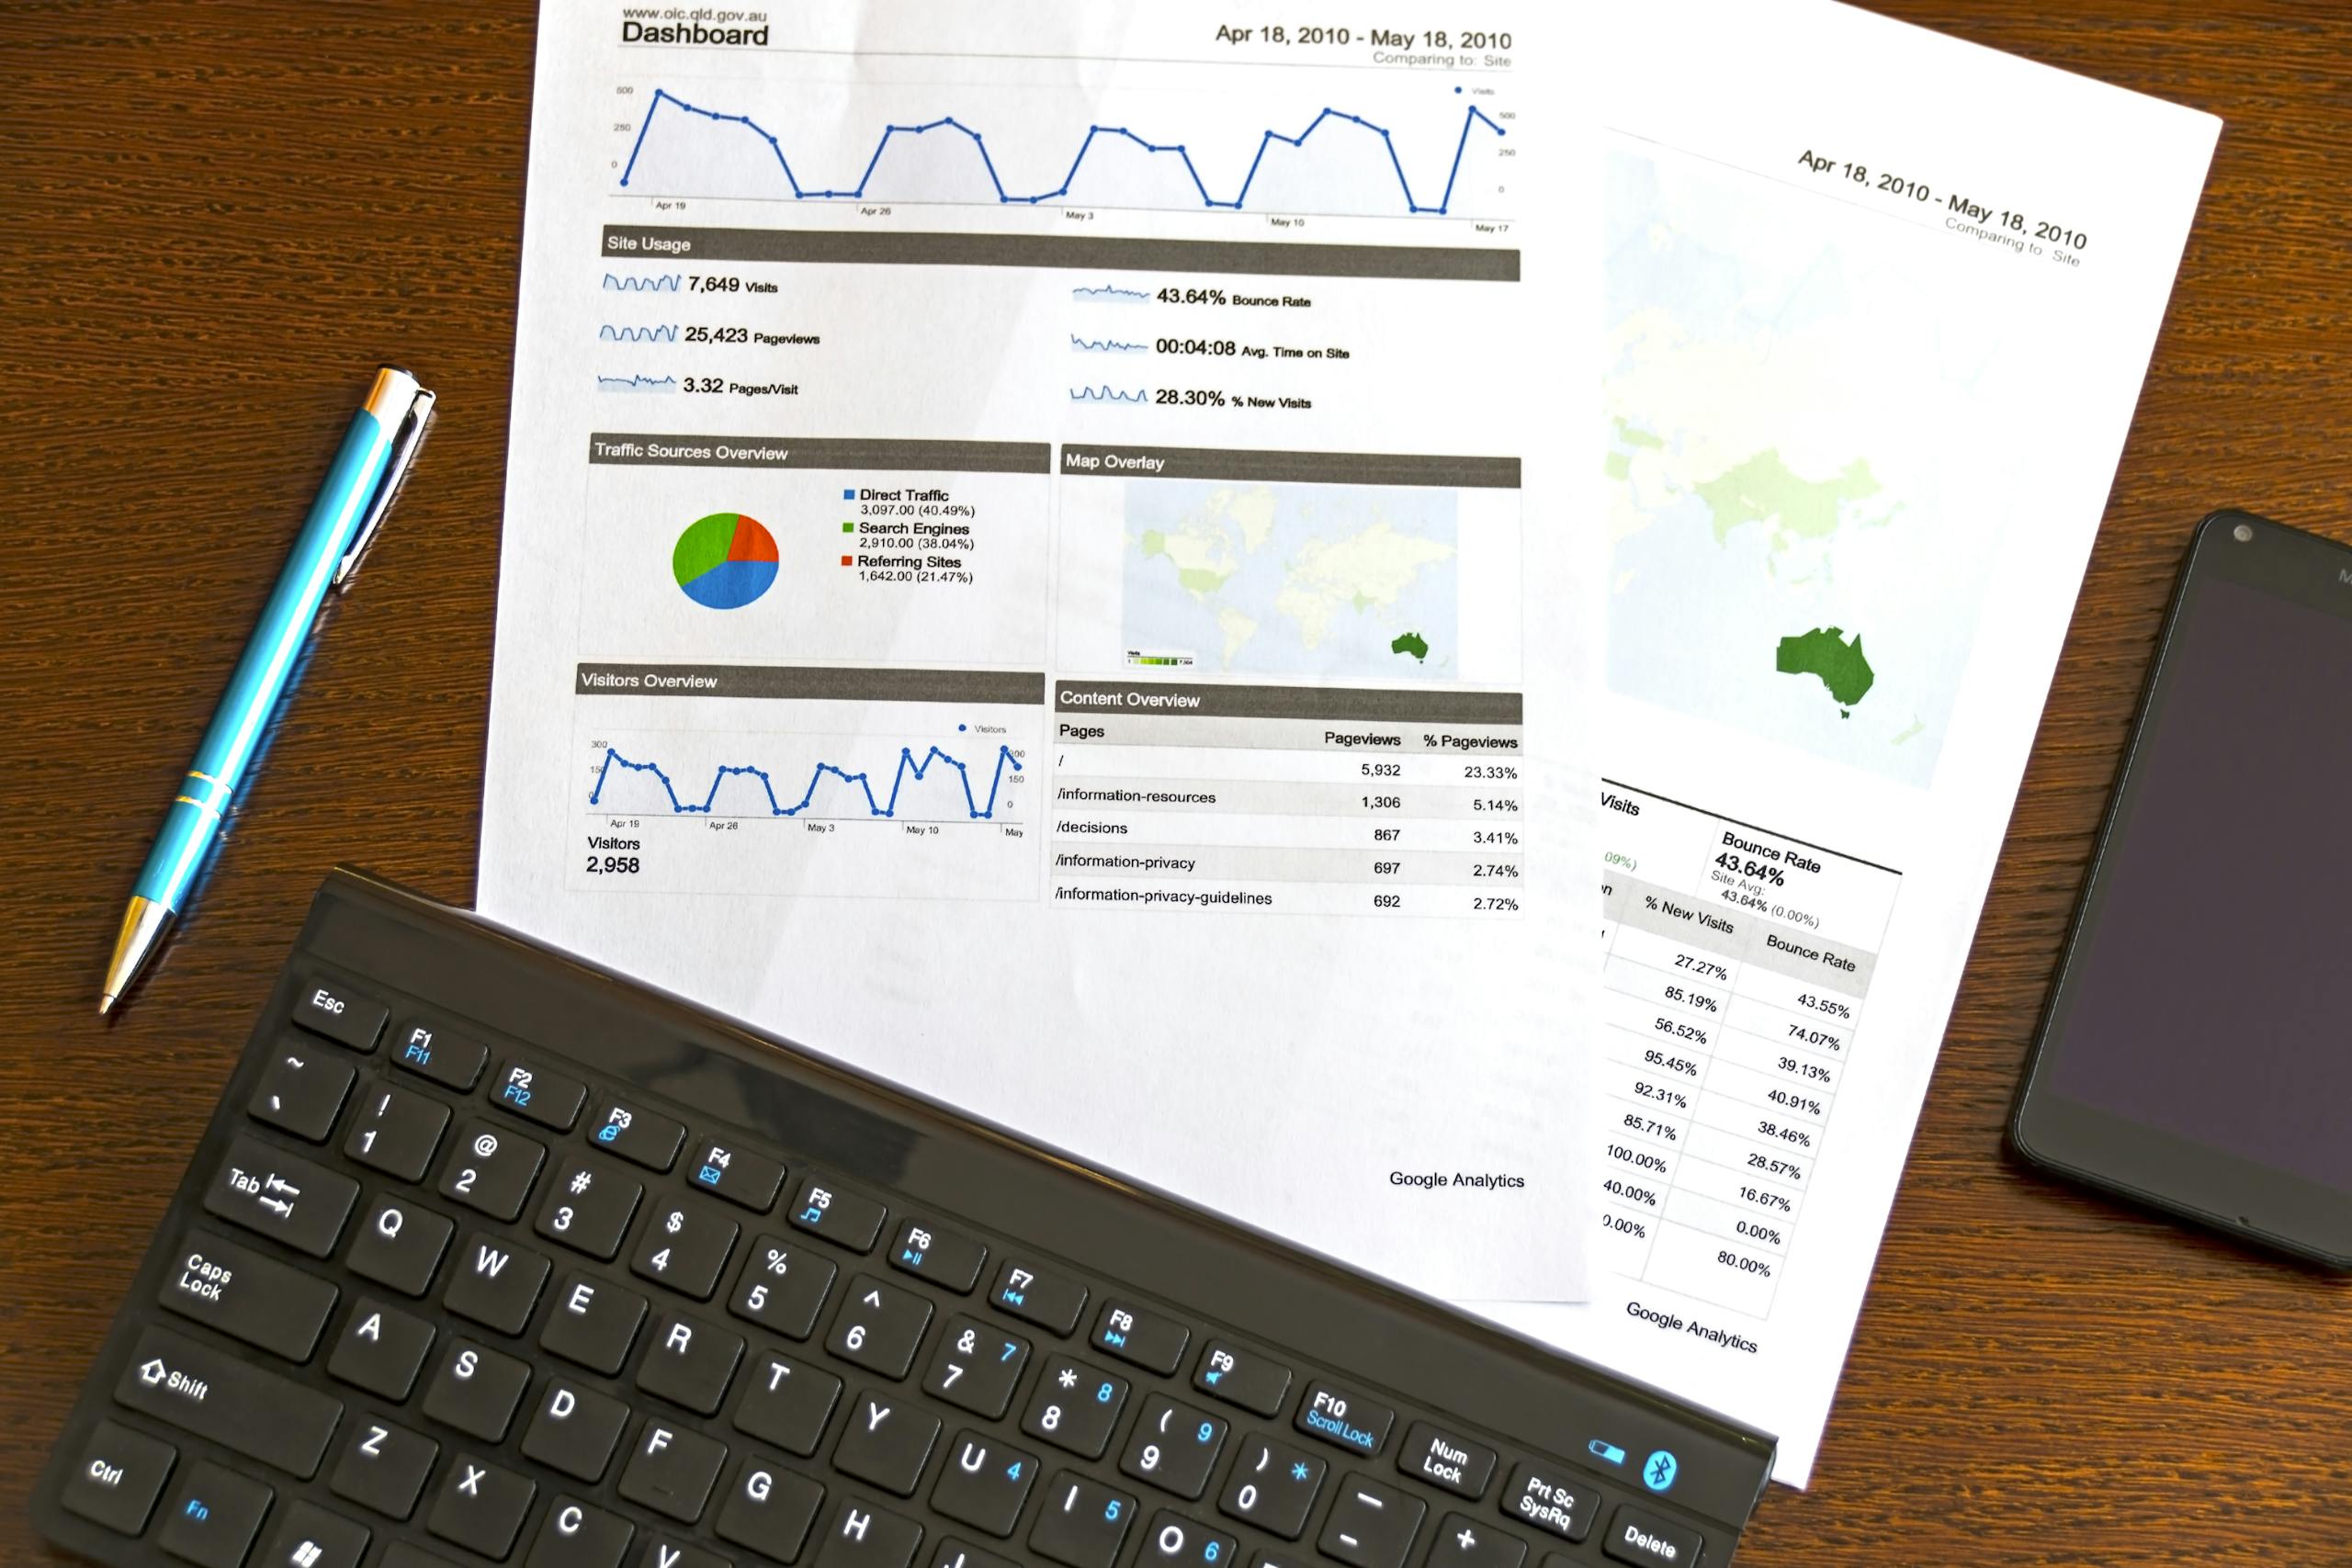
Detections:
[113, 1324, 343, 1479]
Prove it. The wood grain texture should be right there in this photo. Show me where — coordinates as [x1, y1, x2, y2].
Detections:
[0, 3, 2345, 1562]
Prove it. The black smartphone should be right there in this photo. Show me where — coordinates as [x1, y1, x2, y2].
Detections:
[2010, 510, 2352, 1269]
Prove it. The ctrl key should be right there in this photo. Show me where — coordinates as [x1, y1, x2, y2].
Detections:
[59, 1420, 175, 1535]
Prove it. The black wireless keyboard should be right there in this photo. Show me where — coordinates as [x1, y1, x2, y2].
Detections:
[32, 870, 1773, 1568]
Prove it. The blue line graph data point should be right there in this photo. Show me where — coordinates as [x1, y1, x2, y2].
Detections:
[592, 743, 1024, 821]
[616, 89, 1508, 217]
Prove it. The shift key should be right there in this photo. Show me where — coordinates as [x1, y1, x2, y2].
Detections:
[203, 1134, 359, 1258]
[116, 1325, 343, 1479]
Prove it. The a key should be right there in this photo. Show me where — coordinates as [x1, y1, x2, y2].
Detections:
[637, 1535, 730, 1568]
[588, 1097, 685, 1170]
[1217, 1436, 1326, 1540]
[155, 1461, 273, 1568]
[346, 1195, 456, 1297]
[637, 1311, 746, 1416]
[1030, 1472, 1136, 1568]
[326, 1299, 436, 1401]
[1139, 1511, 1238, 1568]
[344, 1084, 450, 1183]
[203, 1134, 359, 1258]
[420, 1338, 533, 1441]
[923, 1315, 1029, 1419]
[1022, 1355, 1128, 1460]
[632, 1196, 741, 1300]
[789, 1175, 888, 1250]
[1396, 1423, 1497, 1500]
[383, 1547, 466, 1568]
[389, 1020, 488, 1091]
[519, 1379, 633, 1483]
[989, 1258, 1086, 1335]
[436, 1120, 547, 1222]
[1193, 1340, 1290, 1417]
[1295, 1382, 1393, 1459]
[888, 1217, 986, 1292]
[526, 1496, 636, 1568]
[829, 1274, 933, 1379]
[292, 976, 386, 1051]
[686, 1138, 786, 1211]
[443, 1231, 550, 1336]
[1118, 1394, 1228, 1501]
[1427, 1514, 1528, 1568]
[536, 1155, 645, 1259]
[157, 1229, 339, 1361]
[258, 1499, 372, 1568]
[1091, 1300, 1190, 1375]
[540, 1272, 649, 1374]
[115, 1325, 343, 1480]
[833, 1389, 942, 1496]
[930, 1540, 1020, 1568]
[426, 1454, 537, 1560]
[930, 1428, 1038, 1537]
[732, 1350, 843, 1457]
[1598, 1506, 1703, 1568]
[491, 1057, 586, 1130]
[814, 1495, 924, 1568]
[1317, 1475, 1424, 1568]
[58, 1419, 175, 1537]
[730, 1235, 836, 1338]
[617, 1418, 729, 1523]
[328, 1416, 438, 1520]
[1498, 1463, 1600, 1544]
[248, 1042, 355, 1142]
[714, 1454, 827, 1564]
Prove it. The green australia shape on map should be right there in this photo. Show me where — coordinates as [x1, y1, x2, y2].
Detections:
[1776, 626, 1875, 716]
[1390, 630, 1430, 662]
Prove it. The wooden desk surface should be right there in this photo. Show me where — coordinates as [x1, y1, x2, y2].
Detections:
[3, 3, 2346, 1562]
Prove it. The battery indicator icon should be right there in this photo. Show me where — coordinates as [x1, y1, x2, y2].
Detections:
[1589, 1439, 1627, 1465]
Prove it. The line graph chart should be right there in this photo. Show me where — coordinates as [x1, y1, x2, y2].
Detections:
[592, 742, 1024, 821]
[600, 323, 679, 342]
[607, 55, 1519, 224]
[620, 87, 1504, 217]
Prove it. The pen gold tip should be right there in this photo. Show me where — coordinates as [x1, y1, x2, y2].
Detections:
[102, 896, 173, 1019]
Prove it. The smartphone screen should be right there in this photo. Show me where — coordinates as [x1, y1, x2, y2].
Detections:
[2016, 513, 2352, 1262]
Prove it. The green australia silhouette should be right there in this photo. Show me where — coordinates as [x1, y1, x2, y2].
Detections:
[1390, 631, 1430, 662]
[1775, 626, 1875, 716]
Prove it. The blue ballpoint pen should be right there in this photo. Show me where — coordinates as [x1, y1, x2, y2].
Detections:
[101, 366, 435, 1014]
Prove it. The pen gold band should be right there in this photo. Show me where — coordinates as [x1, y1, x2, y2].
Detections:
[181, 771, 232, 810]
[174, 794, 223, 822]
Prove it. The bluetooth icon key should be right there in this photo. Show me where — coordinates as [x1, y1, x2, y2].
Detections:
[1644, 1450, 1679, 1492]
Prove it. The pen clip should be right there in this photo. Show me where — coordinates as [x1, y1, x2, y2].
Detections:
[336, 384, 436, 589]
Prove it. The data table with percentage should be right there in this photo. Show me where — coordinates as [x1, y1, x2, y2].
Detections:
[1594, 784, 1902, 1316]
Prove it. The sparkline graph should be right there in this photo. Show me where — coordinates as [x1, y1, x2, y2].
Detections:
[1072, 335, 1148, 354]
[1073, 285, 1149, 303]
[600, 323, 680, 342]
[592, 743, 1024, 820]
[603, 273, 682, 291]
[618, 88, 1506, 216]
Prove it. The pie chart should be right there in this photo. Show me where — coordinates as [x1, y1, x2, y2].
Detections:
[673, 512, 779, 609]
